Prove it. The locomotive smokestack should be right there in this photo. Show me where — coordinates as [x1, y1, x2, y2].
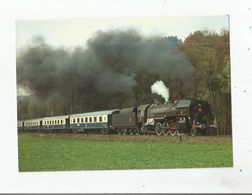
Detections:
[151, 80, 169, 102]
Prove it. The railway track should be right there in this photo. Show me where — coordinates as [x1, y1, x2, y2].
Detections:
[18, 132, 232, 144]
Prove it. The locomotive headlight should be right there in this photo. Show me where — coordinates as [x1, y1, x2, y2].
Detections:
[198, 108, 203, 112]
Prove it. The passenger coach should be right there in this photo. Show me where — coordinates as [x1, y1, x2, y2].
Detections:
[69, 109, 119, 133]
[20, 118, 42, 132]
[42, 115, 69, 132]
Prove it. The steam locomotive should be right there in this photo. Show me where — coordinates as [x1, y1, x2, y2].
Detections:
[18, 99, 217, 136]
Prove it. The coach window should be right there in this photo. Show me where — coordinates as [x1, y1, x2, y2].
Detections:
[81, 118, 83, 123]
[99, 116, 102, 122]
[89, 117, 92, 123]
[73, 119, 75, 123]
[103, 116, 107, 122]
[94, 117, 97, 122]
[77, 118, 79, 123]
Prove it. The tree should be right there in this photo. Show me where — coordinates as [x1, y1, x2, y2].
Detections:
[180, 29, 231, 134]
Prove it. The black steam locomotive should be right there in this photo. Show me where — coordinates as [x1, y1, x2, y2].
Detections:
[112, 99, 217, 136]
[18, 99, 217, 136]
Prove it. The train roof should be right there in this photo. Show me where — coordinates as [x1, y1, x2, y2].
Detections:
[42, 115, 69, 120]
[18, 118, 44, 122]
[70, 109, 119, 117]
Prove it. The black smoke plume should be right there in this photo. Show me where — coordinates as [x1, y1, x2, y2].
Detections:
[17, 29, 194, 117]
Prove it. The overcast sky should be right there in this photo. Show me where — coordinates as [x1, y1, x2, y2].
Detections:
[16, 15, 229, 49]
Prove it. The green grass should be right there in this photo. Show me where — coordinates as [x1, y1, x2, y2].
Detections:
[18, 134, 233, 171]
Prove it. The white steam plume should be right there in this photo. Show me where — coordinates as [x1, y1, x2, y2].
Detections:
[151, 80, 169, 102]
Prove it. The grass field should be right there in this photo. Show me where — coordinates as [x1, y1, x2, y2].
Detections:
[18, 133, 233, 171]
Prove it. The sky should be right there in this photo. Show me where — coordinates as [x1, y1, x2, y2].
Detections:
[16, 15, 229, 50]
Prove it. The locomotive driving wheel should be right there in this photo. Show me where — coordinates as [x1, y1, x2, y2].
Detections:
[155, 122, 163, 136]
[177, 128, 184, 136]
[163, 122, 169, 136]
[169, 129, 177, 136]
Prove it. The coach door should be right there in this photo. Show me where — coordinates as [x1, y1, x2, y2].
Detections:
[65, 117, 70, 128]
